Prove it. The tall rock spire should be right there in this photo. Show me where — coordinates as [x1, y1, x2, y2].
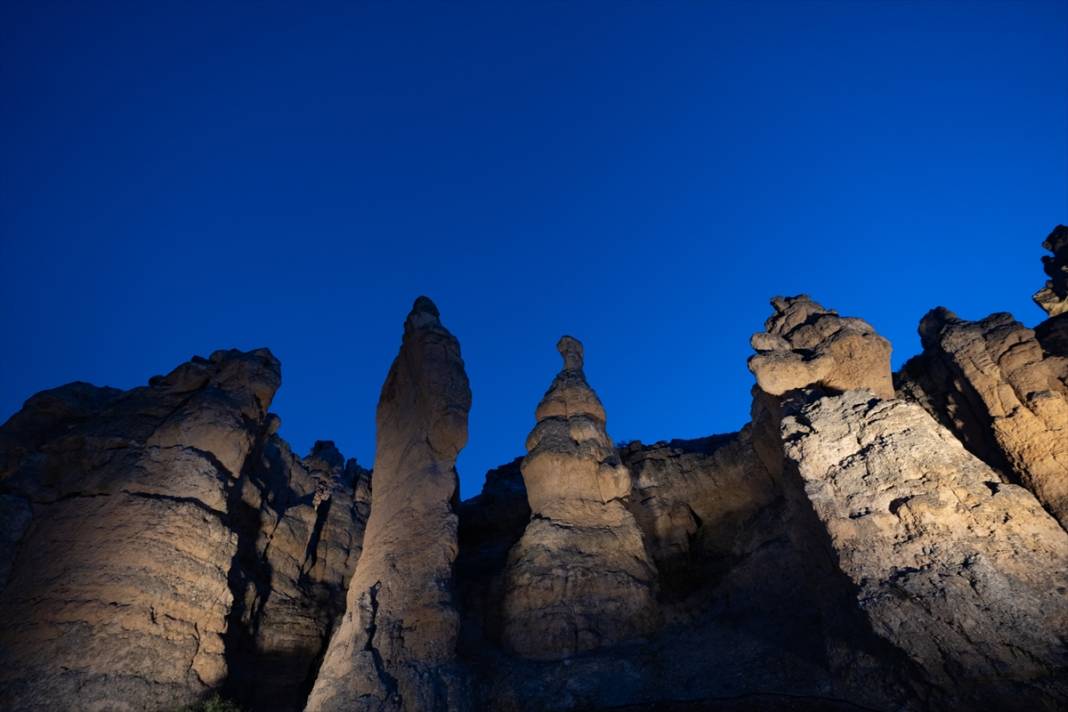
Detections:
[500, 336, 658, 659]
[305, 297, 472, 712]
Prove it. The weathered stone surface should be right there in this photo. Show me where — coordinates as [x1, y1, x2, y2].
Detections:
[460, 434, 923, 711]
[0, 349, 282, 711]
[748, 295, 894, 399]
[1034, 224, 1068, 316]
[500, 336, 658, 660]
[781, 390, 1068, 710]
[896, 308, 1068, 527]
[618, 429, 777, 595]
[1036, 312, 1068, 358]
[305, 296, 472, 712]
[225, 438, 371, 711]
[0, 350, 369, 712]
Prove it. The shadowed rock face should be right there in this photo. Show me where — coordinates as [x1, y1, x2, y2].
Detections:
[782, 391, 1068, 711]
[305, 296, 472, 712]
[500, 336, 658, 660]
[896, 308, 1068, 527]
[1034, 225, 1068, 316]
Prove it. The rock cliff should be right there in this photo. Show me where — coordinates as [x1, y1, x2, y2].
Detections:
[2, 230, 1067, 712]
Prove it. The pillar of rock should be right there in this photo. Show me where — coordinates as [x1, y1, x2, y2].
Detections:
[500, 336, 658, 660]
[305, 297, 472, 712]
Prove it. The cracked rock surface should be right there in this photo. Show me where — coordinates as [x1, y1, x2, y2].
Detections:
[0, 350, 368, 712]
[896, 308, 1068, 527]
[500, 336, 658, 660]
[781, 390, 1068, 710]
[305, 296, 472, 712]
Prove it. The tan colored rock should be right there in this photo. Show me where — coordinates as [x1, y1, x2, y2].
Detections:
[618, 428, 777, 593]
[748, 295, 893, 399]
[500, 336, 658, 660]
[305, 296, 472, 712]
[781, 390, 1068, 710]
[227, 438, 372, 712]
[896, 308, 1068, 527]
[0, 349, 281, 711]
[1034, 224, 1068, 316]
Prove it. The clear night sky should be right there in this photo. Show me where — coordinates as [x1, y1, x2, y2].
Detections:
[2, 1, 1066, 498]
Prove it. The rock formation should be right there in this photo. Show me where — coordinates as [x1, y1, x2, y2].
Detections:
[895, 308, 1068, 527]
[748, 295, 894, 400]
[1034, 225, 1068, 317]
[782, 391, 1068, 710]
[0, 350, 368, 712]
[305, 297, 472, 712]
[500, 336, 658, 660]
[3, 229, 1068, 712]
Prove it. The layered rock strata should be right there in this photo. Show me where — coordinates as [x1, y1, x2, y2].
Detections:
[0, 349, 279, 710]
[896, 308, 1068, 527]
[0, 350, 368, 712]
[305, 297, 472, 712]
[500, 336, 658, 659]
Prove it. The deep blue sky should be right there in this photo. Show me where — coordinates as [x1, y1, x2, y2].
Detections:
[2, 1, 1066, 498]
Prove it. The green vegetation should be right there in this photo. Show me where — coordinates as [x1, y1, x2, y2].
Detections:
[175, 694, 242, 712]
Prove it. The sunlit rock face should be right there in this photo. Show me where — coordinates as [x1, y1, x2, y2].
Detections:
[748, 294, 894, 400]
[1034, 224, 1068, 316]
[0, 350, 273, 709]
[305, 296, 472, 712]
[2, 227, 1068, 712]
[896, 308, 1068, 527]
[782, 390, 1068, 710]
[0, 350, 369, 712]
[500, 336, 658, 660]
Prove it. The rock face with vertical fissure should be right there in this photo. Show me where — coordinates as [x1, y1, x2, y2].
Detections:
[3, 227, 1068, 712]
[305, 296, 472, 712]
[895, 308, 1068, 527]
[0, 350, 369, 712]
[500, 336, 658, 660]
[781, 391, 1068, 710]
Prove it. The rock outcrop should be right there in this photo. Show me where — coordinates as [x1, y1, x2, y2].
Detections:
[3, 228, 1068, 712]
[896, 308, 1068, 527]
[748, 295, 894, 400]
[305, 297, 472, 712]
[0, 351, 369, 712]
[1034, 225, 1068, 317]
[500, 336, 658, 659]
[0, 349, 279, 710]
[782, 390, 1068, 710]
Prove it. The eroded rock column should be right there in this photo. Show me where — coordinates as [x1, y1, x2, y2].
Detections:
[500, 336, 657, 660]
[305, 297, 471, 712]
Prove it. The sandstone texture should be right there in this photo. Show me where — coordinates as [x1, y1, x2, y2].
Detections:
[500, 337, 658, 660]
[3, 228, 1068, 712]
[305, 297, 472, 712]
[896, 308, 1068, 527]
[1034, 224, 1068, 316]
[782, 391, 1068, 710]
[748, 295, 894, 399]
[0, 350, 368, 712]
